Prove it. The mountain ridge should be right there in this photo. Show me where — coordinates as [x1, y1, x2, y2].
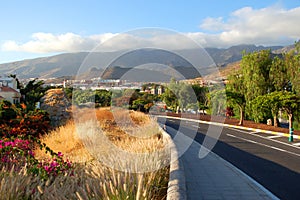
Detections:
[0, 44, 286, 79]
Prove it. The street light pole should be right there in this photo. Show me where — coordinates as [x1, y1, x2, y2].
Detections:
[289, 127, 294, 142]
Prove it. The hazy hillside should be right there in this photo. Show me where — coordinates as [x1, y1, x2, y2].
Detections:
[206, 44, 283, 67]
[0, 52, 121, 79]
[0, 44, 285, 79]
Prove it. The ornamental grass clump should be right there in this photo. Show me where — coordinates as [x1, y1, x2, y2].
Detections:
[1, 108, 170, 199]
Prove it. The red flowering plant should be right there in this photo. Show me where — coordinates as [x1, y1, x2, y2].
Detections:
[0, 138, 32, 171]
[0, 136, 72, 180]
[28, 137, 73, 179]
[36, 152, 72, 178]
[0, 108, 50, 138]
[0, 102, 72, 179]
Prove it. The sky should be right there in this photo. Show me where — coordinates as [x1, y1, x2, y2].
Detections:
[0, 0, 300, 64]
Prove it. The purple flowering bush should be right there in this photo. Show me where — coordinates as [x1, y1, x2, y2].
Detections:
[0, 138, 32, 168]
[37, 152, 72, 178]
[0, 137, 72, 179]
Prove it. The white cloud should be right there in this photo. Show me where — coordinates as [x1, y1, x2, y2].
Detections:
[1, 5, 300, 53]
[199, 5, 300, 47]
[200, 17, 225, 31]
[1, 31, 205, 53]
[1, 32, 117, 53]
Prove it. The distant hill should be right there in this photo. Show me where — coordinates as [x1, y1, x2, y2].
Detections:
[205, 44, 295, 81]
[206, 44, 283, 67]
[0, 52, 118, 79]
[272, 44, 296, 54]
[0, 44, 286, 80]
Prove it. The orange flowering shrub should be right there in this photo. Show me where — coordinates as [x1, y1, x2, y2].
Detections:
[0, 109, 50, 138]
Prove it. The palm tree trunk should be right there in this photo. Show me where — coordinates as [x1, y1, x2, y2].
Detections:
[273, 115, 278, 127]
[288, 113, 293, 130]
[239, 108, 244, 126]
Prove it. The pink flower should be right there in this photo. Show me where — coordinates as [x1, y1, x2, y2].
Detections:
[29, 150, 35, 156]
[57, 152, 63, 157]
[44, 165, 50, 171]
[50, 161, 58, 168]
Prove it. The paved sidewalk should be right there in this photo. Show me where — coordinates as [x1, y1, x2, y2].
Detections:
[167, 126, 279, 200]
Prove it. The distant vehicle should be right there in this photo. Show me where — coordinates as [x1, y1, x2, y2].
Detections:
[186, 109, 196, 114]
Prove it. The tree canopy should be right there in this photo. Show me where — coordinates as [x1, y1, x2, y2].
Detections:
[225, 41, 300, 130]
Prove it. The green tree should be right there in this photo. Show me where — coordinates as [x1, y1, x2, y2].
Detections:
[21, 79, 47, 110]
[286, 41, 300, 95]
[64, 87, 73, 100]
[266, 92, 282, 127]
[178, 83, 194, 111]
[72, 89, 94, 105]
[166, 79, 197, 113]
[241, 50, 273, 106]
[192, 85, 208, 114]
[279, 91, 300, 130]
[251, 92, 281, 127]
[132, 99, 147, 112]
[226, 90, 246, 125]
[207, 89, 226, 116]
[0, 100, 17, 121]
[270, 56, 289, 92]
[95, 90, 111, 107]
[226, 70, 246, 125]
[160, 88, 178, 112]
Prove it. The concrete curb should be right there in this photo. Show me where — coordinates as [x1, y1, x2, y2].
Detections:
[160, 127, 187, 200]
[158, 115, 299, 139]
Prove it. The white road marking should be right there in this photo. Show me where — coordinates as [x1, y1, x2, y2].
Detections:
[160, 115, 300, 150]
[293, 142, 300, 146]
[227, 127, 250, 134]
[226, 127, 300, 150]
[226, 134, 300, 157]
[267, 135, 282, 139]
[227, 127, 258, 134]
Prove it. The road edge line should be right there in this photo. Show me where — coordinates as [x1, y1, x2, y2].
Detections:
[157, 115, 299, 139]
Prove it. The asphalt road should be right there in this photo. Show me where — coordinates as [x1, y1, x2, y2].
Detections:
[159, 117, 300, 200]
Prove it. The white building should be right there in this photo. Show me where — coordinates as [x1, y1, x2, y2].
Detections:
[0, 76, 21, 104]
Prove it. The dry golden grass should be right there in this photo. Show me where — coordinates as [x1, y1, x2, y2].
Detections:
[34, 121, 93, 163]
[25, 108, 170, 199]
[0, 162, 169, 199]
[72, 107, 163, 150]
[36, 108, 167, 160]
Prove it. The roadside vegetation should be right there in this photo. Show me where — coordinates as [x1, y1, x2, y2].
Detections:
[0, 79, 169, 199]
[2, 40, 300, 199]
[223, 41, 300, 131]
[65, 42, 300, 132]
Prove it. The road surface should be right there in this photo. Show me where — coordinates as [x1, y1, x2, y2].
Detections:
[159, 117, 300, 200]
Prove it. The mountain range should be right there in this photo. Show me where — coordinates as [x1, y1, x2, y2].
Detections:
[0, 44, 288, 81]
